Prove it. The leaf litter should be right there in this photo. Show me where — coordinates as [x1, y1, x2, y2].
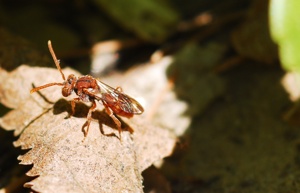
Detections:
[0, 65, 176, 193]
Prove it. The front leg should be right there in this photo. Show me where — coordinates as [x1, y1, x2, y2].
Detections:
[69, 98, 80, 117]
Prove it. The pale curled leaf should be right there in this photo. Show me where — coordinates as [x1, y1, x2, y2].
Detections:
[15, 111, 143, 193]
[0, 65, 176, 193]
[128, 117, 176, 172]
[0, 65, 78, 136]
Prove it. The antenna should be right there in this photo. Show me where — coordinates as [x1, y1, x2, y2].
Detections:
[48, 40, 66, 81]
[30, 41, 65, 94]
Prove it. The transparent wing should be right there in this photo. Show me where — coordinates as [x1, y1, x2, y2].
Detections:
[96, 80, 144, 114]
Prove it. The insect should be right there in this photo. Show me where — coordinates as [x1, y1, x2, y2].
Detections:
[30, 40, 144, 140]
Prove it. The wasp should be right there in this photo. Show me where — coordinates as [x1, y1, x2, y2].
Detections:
[30, 41, 144, 139]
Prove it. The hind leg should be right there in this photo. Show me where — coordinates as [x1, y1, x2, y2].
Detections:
[104, 105, 122, 140]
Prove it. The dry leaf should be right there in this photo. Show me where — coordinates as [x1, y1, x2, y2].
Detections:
[142, 166, 171, 193]
[0, 65, 176, 193]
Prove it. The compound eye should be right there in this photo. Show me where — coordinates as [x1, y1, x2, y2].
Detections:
[62, 87, 72, 97]
[67, 74, 76, 84]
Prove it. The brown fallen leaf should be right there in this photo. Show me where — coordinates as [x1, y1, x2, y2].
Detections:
[142, 165, 171, 193]
[0, 65, 176, 193]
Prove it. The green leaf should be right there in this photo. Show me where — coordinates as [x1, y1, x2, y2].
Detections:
[270, 0, 300, 72]
[92, 0, 179, 43]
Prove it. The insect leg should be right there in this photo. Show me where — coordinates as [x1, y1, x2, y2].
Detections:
[83, 100, 97, 137]
[104, 104, 122, 139]
[82, 88, 123, 140]
[70, 98, 80, 116]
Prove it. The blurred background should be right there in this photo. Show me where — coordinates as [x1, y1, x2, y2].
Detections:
[1, 0, 300, 192]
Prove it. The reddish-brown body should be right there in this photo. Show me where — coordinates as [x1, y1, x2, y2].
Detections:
[30, 41, 144, 140]
[67, 75, 100, 102]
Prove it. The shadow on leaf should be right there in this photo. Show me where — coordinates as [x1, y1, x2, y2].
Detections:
[52, 99, 134, 139]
